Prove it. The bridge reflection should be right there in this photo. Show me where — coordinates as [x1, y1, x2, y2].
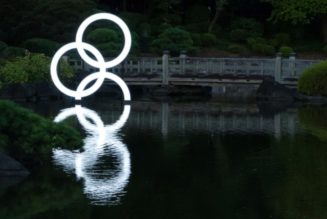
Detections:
[100, 102, 298, 139]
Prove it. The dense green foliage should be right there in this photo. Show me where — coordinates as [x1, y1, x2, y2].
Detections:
[0, 0, 325, 57]
[298, 60, 327, 96]
[0, 100, 82, 167]
[324, 44, 327, 54]
[271, 33, 291, 48]
[0, 53, 74, 85]
[22, 38, 60, 56]
[192, 33, 217, 47]
[87, 28, 123, 57]
[0, 0, 96, 43]
[87, 28, 120, 44]
[227, 44, 249, 55]
[150, 27, 194, 55]
[0, 41, 7, 52]
[247, 37, 275, 56]
[230, 18, 264, 43]
[0, 46, 26, 59]
[266, 0, 327, 24]
[279, 46, 294, 57]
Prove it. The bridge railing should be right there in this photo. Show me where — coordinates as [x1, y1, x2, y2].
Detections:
[74, 57, 163, 78]
[168, 57, 276, 78]
[68, 52, 321, 85]
[281, 59, 320, 81]
[118, 57, 162, 78]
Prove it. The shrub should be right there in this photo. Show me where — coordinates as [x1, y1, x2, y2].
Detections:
[230, 18, 263, 42]
[150, 21, 172, 36]
[271, 33, 290, 48]
[252, 44, 275, 56]
[0, 100, 82, 167]
[0, 41, 7, 52]
[191, 33, 202, 47]
[96, 42, 121, 57]
[0, 46, 25, 59]
[22, 38, 60, 56]
[279, 46, 294, 57]
[191, 33, 217, 47]
[0, 53, 74, 85]
[230, 29, 249, 43]
[200, 33, 217, 47]
[247, 37, 266, 46]
[247, 37, 275, 56]
[87, 28, 120, 44]
[227, 44, 250, 55]
[298, 61, 327, 96]
[323, 45, 327, 55]
[150, 27, 195, 55]
[86, 28, 142, 56]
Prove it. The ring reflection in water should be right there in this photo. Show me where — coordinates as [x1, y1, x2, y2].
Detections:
[52, 104, 131, 205]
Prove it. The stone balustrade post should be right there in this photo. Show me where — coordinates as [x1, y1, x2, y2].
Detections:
[274, 53, 282, 83]
[179, 50, 187, 75]
[289, 52, 296, 77]
[162, 50, 170, 85]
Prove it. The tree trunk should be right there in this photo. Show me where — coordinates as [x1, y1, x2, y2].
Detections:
[322, 15, 327, 43]
[208, 11, 219, 33]
[208, 0, 226, 33]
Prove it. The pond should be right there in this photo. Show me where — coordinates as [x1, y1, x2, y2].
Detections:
[0, 98, 327, 219]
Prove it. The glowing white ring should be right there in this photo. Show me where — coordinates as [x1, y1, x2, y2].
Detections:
[54, 105, 106, 147]
[76, 13, 132, 69]
[51, 13, 132, 101]
[77, 72, 131, 101]
[51, 42, 106, 100]
[53, 105, 131, 205]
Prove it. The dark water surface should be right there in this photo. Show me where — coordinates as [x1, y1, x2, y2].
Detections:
[1, 99, 327, 219]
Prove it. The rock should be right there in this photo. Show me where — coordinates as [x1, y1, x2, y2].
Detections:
[0, 82, 62, 101]
[0, 84, 34, 101]
[0, 153, 29, 176]
[256, 78, 297, 102]
[33, 82, 62, 100]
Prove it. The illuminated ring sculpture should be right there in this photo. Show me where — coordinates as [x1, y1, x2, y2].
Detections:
[53, 105, 131, 205]
[50, 13, 132, 101]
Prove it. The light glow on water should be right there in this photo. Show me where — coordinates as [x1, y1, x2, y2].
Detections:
[53, 104, 131, 205]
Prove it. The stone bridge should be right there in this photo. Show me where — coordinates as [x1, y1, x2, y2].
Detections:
[68, 52, 320, 88]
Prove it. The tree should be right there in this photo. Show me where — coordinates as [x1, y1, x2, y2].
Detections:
[87, 28, 122, 57]
[22, 38, 60, 56]
[148, 0, 182, 24]
[150, 27, 194, 55]
[0, 53, 74, 84]
[208, 0, 227, 33]
[0, 0, 96, 43]
[265, 0, 327, 42]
